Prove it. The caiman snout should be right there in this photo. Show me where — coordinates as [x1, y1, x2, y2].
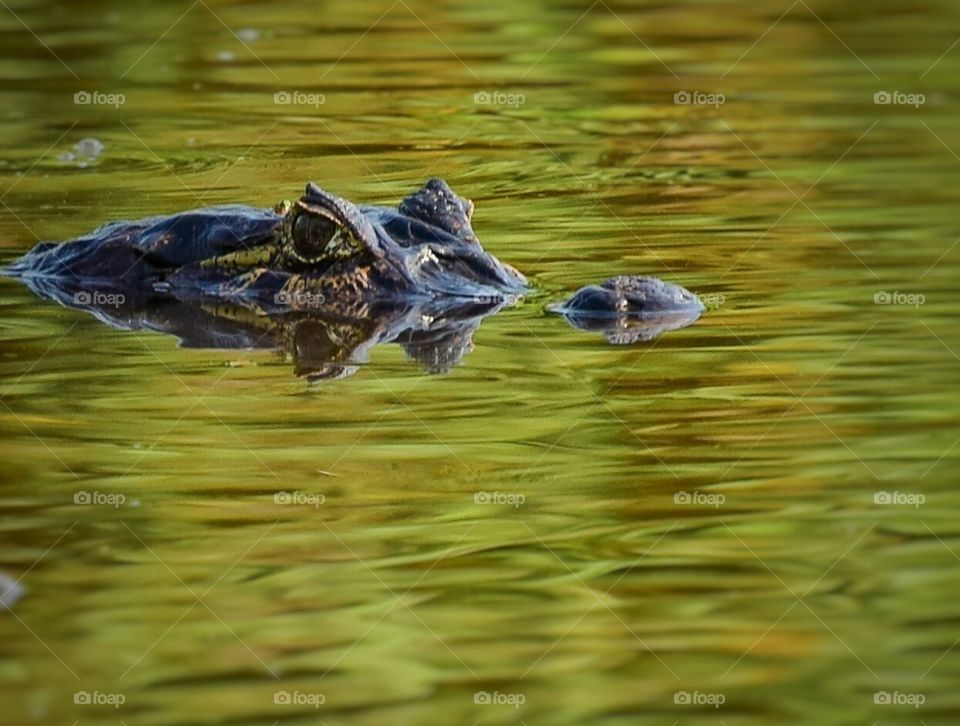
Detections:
[548, 275, 705, 344]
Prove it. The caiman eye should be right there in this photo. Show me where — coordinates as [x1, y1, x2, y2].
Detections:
[292, 211, 339, 261]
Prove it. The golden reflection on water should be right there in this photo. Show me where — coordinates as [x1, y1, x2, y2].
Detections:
[1, 0, 959, 724]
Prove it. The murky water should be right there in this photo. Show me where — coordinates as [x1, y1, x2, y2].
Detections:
[2, 0, 959, 724]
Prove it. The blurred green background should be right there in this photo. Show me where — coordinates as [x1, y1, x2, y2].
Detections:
[1, 0, 958, 724]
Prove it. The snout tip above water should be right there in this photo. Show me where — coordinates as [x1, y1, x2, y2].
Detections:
[548, 275, 705, 344]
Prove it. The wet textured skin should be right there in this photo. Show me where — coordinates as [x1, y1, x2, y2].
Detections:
[5, 179, 705, 379]
[547, 275, 706, 345]
[8, 179, 528, 306]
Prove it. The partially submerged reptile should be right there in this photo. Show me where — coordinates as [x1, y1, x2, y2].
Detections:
[5, 179, 704, 380]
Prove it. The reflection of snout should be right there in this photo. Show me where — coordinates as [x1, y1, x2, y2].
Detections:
[554, 276, 704, 316]
[552, 307, 704, 345]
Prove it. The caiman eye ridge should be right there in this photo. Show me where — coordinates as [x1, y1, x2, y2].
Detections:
[3, 177, 706, 364]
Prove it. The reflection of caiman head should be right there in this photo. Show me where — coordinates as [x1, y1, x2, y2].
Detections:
[4, 178, 706, 380]
[16, 288, 506, 382]
[284, 304, 495, 381]
[3, 178, 531, 380]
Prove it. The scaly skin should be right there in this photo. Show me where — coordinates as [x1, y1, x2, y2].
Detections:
[4, 178, 706, 378]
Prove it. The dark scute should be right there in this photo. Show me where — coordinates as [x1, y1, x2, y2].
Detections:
[134, 207, 282, 266]
[548, 275, 704, 344]
[5, 206, 282, 284]
[557, 276, 705, 317]
[560, 285, 612, 315]
[399, 178, 477, 243]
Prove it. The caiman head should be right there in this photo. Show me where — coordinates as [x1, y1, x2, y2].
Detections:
[4, 177, 707, 381]
[165, 178, 528, 309]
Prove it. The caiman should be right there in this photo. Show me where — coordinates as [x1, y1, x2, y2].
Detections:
[4, 179, 705, 380]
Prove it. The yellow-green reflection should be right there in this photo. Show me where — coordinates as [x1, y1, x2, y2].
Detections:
[1, 0, 959, 724]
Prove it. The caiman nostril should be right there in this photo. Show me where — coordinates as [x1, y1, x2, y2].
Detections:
[548, 275, 705, 344]
[4, 179, 705, 382]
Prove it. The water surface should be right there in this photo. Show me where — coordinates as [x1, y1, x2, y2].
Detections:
[1, 0, 959, 724]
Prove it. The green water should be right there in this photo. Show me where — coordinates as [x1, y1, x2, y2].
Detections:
[2, 0, 959, 724]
